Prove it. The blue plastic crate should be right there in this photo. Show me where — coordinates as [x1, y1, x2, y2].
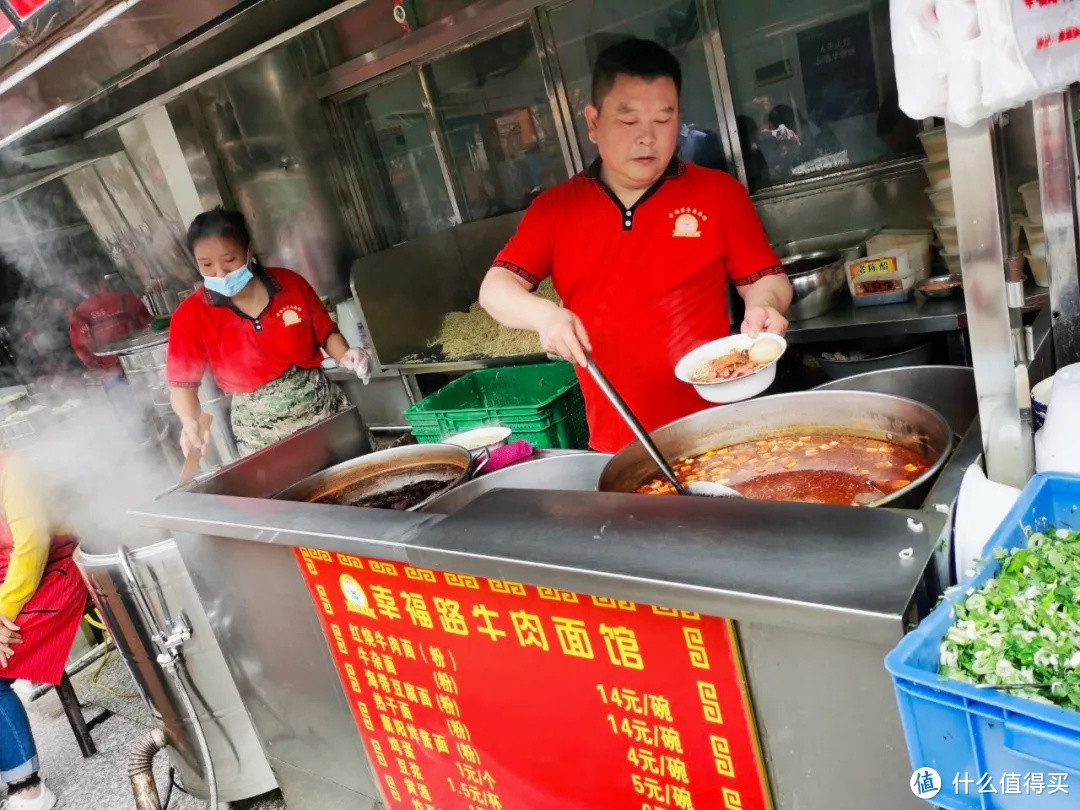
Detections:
[886, 473, 1080, 808]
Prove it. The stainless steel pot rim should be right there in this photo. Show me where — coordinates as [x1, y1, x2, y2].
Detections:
[273, 443, 473, 510]
[599, 389, 953, 508]
[781, 251, 844, 278]
[819, 342, 931, 365]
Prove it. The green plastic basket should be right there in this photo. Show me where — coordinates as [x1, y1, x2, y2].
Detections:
[404, 363, 589, 450]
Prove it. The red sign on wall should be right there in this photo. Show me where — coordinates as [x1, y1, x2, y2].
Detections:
[296, 547, 772, 810]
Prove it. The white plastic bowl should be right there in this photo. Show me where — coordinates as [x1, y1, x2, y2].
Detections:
[926, 185, 956, 219]
[675, 334, 787, 404]
[443, 426, 512, 453]
[917, 127, 948, 162]
[1018, 181, 1042, 223]
[1025, 252, 1049, 287]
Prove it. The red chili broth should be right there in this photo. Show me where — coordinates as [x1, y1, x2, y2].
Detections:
[635, 433, 931, 506]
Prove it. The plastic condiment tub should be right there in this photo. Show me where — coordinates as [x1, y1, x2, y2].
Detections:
[931, 219, 959, 252]
[940, 249, 962, 275]
[917, 127, 948, 162]
[1018, 181, 1042, 223]
[926, 185, 956, 220]
[923, 159, 950, 189]
[1026, 252, 1049, 287]
[867, 230, 934, 281]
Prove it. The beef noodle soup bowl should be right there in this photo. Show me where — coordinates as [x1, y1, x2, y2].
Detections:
[597, 391, 953, 508]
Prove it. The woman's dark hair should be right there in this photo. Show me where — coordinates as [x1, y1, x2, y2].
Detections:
[591, 38, 682, 108]
[186, 207, 252, 253]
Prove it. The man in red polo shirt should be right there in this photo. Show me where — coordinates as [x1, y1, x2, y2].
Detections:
[479, 39, 792, 452]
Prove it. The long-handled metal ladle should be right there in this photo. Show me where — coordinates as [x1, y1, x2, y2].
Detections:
[585, 355, 741, 498]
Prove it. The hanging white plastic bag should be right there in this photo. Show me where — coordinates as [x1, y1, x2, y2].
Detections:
[892, 0, 948, 121]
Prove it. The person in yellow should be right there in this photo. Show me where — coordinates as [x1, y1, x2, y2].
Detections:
[0, 453, 88, 810]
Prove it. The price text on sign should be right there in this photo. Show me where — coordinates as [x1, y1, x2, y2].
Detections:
[849, 256, 897, 279]
[295, 548, 772, 810]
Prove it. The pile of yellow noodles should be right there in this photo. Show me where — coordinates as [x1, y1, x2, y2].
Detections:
[433, 278, 560, 359]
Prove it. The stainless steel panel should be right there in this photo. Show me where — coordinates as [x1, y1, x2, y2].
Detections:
[266, 757, 379, 810]
[946, 119, 1033, 488]
[184, 406, 372, 498]
[737, 622, 922, 810]
[1032, 92, 1080, 367]
[318, 0, 545, 99]
[352, 211, 524, 364]
[326, 369, 414, 429]
[92, 152, 198, 295]
[753, 161, 932, 247]
[63, 163, 156, 295]
[0, 0, 245, 146]
[166, 97, 231, 214]
[135, 487, 940, 645]
[75, 538, 278, 802]
[814, 365, 978, 437]
[194, 45, 356, 301]
[169, 533, 383, 805]
[117, 116, 185, 225]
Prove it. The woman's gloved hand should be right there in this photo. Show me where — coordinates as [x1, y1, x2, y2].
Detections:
[339, 347, 374, 385]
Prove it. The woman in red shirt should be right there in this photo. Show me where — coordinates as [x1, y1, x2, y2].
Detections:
[166, 208, 372, 457]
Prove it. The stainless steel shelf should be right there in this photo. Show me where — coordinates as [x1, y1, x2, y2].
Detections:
[785, 281, 1048, 345]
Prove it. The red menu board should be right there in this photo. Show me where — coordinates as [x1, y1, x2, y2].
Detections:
[296, 547, 772, 810]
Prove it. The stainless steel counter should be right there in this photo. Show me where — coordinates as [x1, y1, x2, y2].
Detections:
[129, 407, 974, 810]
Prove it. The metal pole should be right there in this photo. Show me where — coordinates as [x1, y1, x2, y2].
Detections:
[697, 0, 747, 187]
[1032, 92, 1080, 368]
[946, 117, 1034, 488]
[0, 1, 23, 36]
[530, 10, 581, 176]
[416, 66, 464, 227]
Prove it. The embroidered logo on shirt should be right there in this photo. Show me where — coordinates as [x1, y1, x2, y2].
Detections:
[278, 305, 303, 326]
[669, 207, 707, 238]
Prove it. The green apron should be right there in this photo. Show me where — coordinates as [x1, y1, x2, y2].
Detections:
[231, 366, 350, 456]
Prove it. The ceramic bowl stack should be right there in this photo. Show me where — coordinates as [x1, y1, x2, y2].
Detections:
[920, 128, 961, 273]
[1017, 181, 1047, 287]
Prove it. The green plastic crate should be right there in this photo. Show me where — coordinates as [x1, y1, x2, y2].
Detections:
[404, 363, 589, 450]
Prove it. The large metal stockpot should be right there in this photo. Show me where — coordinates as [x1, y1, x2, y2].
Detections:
[597, 391, 954, 507]
[275, 443, 473, 511]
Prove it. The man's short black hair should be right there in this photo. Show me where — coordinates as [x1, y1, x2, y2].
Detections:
[591, 38, 682, 108]
[186, 206, 252, 253]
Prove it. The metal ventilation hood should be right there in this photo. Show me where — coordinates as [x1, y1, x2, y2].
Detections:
[0, 0, 358, 155]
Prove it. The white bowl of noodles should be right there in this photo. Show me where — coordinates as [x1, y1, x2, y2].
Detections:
[675, 333, 787, 404]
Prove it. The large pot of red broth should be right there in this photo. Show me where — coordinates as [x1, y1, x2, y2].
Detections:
[597, 391, 953, 508]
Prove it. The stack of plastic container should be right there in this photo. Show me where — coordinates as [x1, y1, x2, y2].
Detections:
[1017, 181, 1047, 287]
[920, 128, 962, 274]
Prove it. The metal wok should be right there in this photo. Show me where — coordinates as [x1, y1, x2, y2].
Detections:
[275, 443, 473, 512]
[597, 391, 953, 508]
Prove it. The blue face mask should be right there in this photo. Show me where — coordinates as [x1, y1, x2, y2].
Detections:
[203, 263, 253, 297]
